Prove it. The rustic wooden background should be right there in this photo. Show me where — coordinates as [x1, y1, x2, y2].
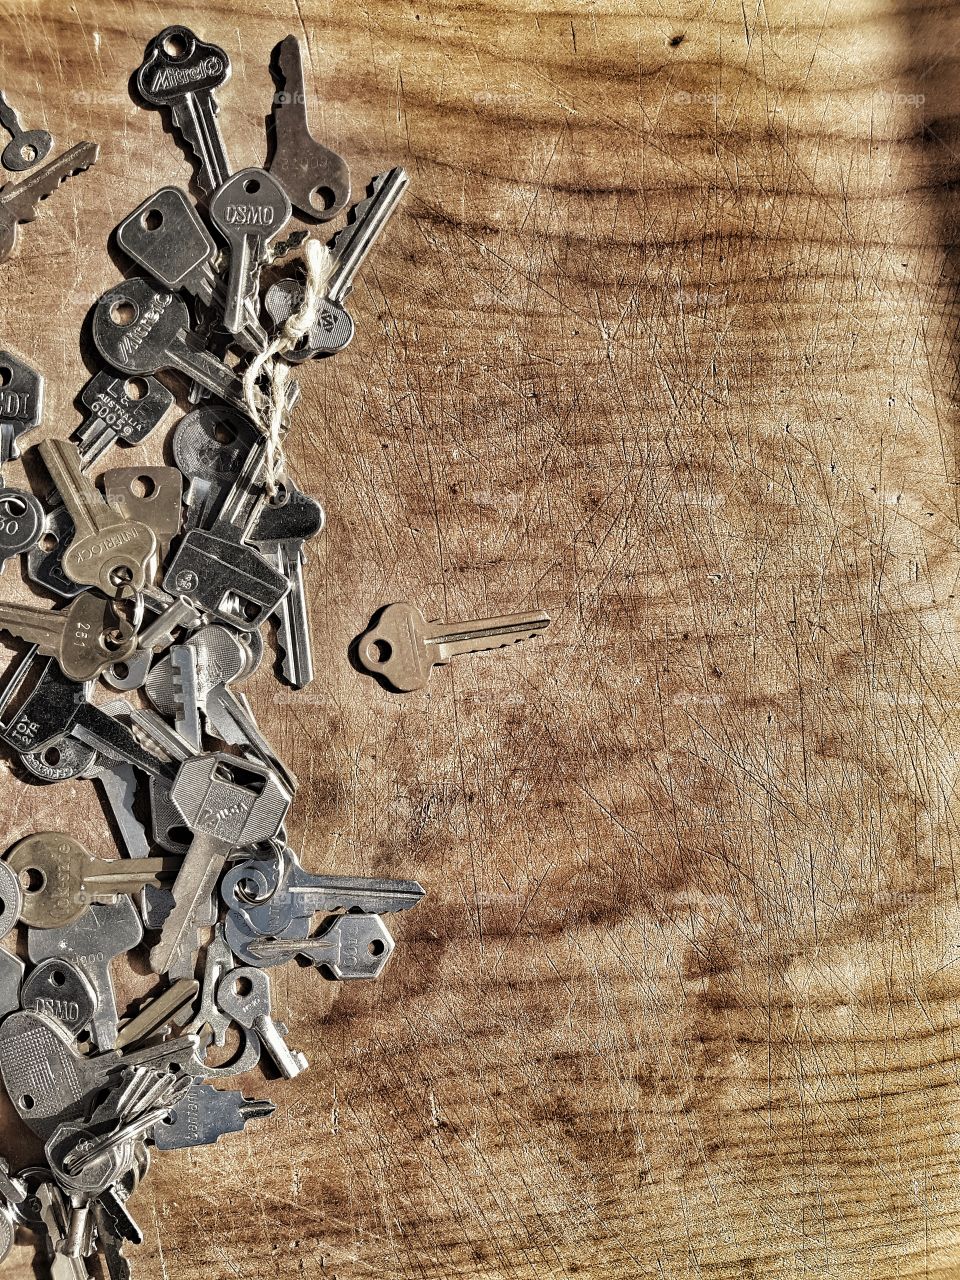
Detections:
[0, 0, 958, 1275]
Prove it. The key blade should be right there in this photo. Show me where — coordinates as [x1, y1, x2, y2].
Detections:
[431, 610, 551, 661]
[0, 141, 98, 223]
[287, 874, 427, 914]
[326, 167, 409, 303]
[150, 830, 228, 976]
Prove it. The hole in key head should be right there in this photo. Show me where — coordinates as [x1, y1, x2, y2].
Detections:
[50, 969, 66, 988]
[0, 367, 11, 389]
[368, 940, 385, 957]
[109, 565, 134, 587]
[141, 208, 163, 233]
[20, 867, 44, 894]
[111, 662, 129, 681]
[234, 975, 253, 998]
[123, 377, 148, 401]
[128, 474, 156, 500]
[167, 825, 193, 846]
[20, 144, 36, 164]
[310, 186, 335, 212]
[40, 531, 58, 552]
[20, 1095, 34, 1111]
[110, 300, 137, 327]
[42, 746, 61, 767]
[243, 177, 261, 196]
[366, 638, 392, 665]
[162, 30, 189, 59]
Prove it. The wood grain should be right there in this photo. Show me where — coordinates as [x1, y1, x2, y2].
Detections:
[1, 0, 959, 1275]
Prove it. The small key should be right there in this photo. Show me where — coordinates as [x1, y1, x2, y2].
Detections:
[7, 832, 178, 929]
[223, 848, 425, 932]
[150, 753, 293, 976]
[27, 898, 146, 1052]
[26, 505, 84, 600]
[0, 90, 52, 171]
[152, 1081, 274, 1151]
[0, 349, 43, 463]
[356, 601, 551, 691]
[101, 466, 183, 563]
[250, 480, 325, 688]
[92, 278, 258, 416]
[135, 27, 231, 194]
[0, 483, 45, 572]
[162, 437, 291, 628]
[20, 731, 97, 781]
[263, 167, 408, 361]
[38, 439, 158, 598]
[0, 591, 137, 682]
[267, 35, 350, 221]
[244, 912, 396, 980]
[20, 959, 98, 1038]
[208, 167, 291, 334]
[115, 188, 267, 353]
[70, 372, 174, 470]
[0, 657, 176, 779]
[215, 966, 307, 1078]
[0, 141, 98, 263]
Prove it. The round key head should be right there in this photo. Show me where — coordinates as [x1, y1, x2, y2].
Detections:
[20, 958, 97, 1037]
[6, 832, 92, 929]
[20, 732, 96, 782]
[1, 127, 53, 174]
[91, 278, 192, 377]
[215, 965, 270, 1026]
[0, 487, 44, 563]
[55, 592, 139, 682]
[355, 602, 432, 692]
[0, 862, 22, 940]
[172, 405, 255, 481]
[250, 483, 325, 543]
[263, 279, 353, 360]
[135, 27, 231, 106]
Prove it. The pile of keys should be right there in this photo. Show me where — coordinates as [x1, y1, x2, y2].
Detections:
[0, 21, 550, 1278]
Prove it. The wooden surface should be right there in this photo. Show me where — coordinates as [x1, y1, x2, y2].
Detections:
[1, 0, 959, 1275]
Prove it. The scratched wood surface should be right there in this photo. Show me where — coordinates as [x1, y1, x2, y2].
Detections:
[0, 0, 959, 1275]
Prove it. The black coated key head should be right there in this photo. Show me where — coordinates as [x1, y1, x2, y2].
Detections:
[79, 372, 174, 447]
[92, 278, 189, 376]
[0, 486, 44, 568]
[136, 27, 231, 107]
[25, 505, 84, 600]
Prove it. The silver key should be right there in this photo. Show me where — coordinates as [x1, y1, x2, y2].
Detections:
[215, 966, 307, 1078]
[152, 1081, 274, 1150]
[356, 601, 551, 691]
[264, 168, 408, 360]
[150, 753, 292, 976]
[242, 912, 396, 980]
[208, 168, 291, 334]
[20, 959, 98, 1039]
[135, 27, 231, 193]
[0, 89, 52, 172]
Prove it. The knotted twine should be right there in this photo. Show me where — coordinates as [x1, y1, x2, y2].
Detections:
[242, 237, 335, 496]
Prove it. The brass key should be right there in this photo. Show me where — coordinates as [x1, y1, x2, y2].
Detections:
[0, 591, 136, 681]
[38, 439, 157, 597]
[356, 602, 551, 691]
[6, 832, 178, 929]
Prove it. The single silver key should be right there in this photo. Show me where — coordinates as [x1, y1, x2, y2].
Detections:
[243, 912, 396, 980]
[115, 188, 267, 352]
[264, 168, 408, 360]
[250, 481, 325, 689]
[215, 966, 307, 1078]
[70, 372, 174, 470]
[0, 590, 137, 682]
[20, 959, 98, 1039]
[208, 168, 291, 334]
[92, 278, 256, 416]
[0, 89, 52, 172]
[150, 753, 293, 976]
[356, 601, 551, 691]
[135, 27, 231, 193]
[152, 1081, 274, 1150]
[0, 348, 43, 463]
